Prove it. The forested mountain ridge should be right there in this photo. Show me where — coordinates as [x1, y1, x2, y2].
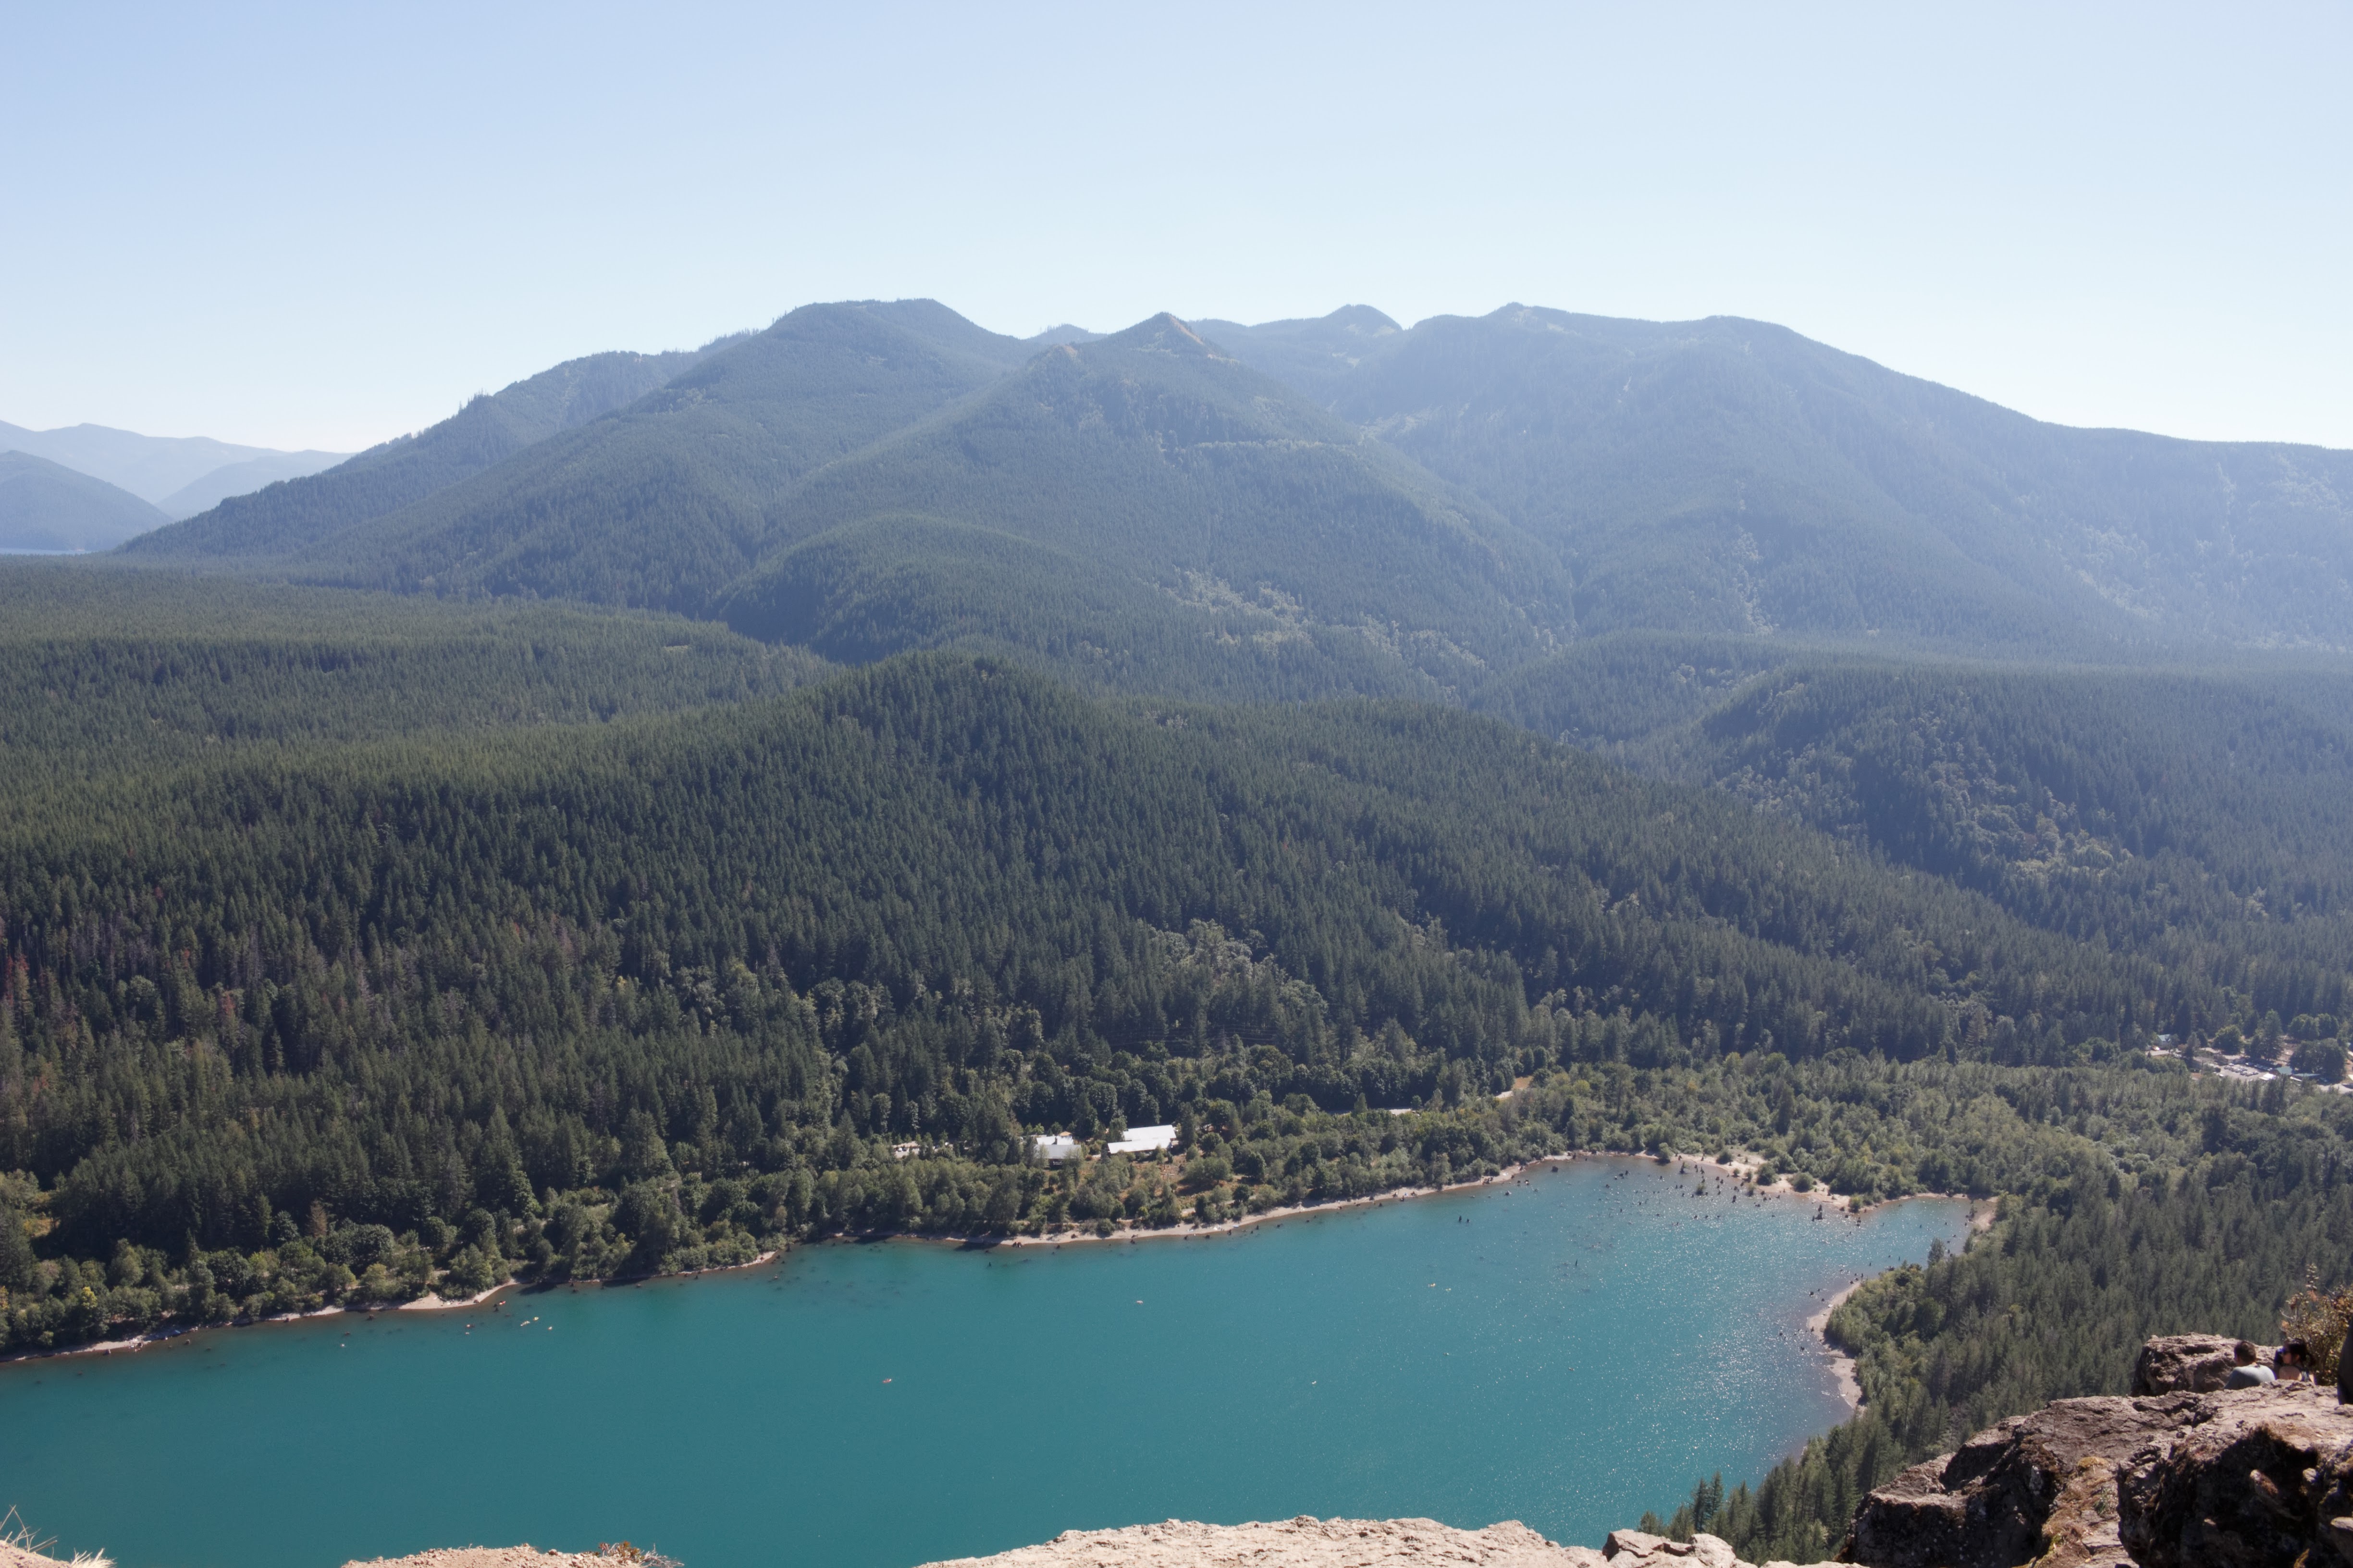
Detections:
[726, 314, 1572, 692]
[1187, 304, 1404, 404]
[141, 303, 1578, 699]
[1618, 657, 2353, 1017]
[166, 301, 1038, 612]
[125, 338, 736, 563]
[117, 295, 2353, 673]
[1206, 305, 2353, 652]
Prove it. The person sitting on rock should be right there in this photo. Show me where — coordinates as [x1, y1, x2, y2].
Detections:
[2226, 1340, 2278, 1387]
[2275, 1340, 2313, 1382]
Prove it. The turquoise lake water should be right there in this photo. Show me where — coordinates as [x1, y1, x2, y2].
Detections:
[3, 1159, 1967, 1568]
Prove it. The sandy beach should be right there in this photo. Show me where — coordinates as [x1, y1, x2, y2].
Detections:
[1808, 1280, 1866, 1410]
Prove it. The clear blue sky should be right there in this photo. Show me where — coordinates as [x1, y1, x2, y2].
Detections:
[4, 1, 2346, 453]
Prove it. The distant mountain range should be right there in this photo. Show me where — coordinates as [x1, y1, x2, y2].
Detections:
[0, 419, 348, 527]
[113, 299, 2353, 671]
[0, 450, 168, 551]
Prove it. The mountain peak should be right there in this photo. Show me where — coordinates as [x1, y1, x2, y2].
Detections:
[1098, 313, 1227, 358]
[1323, 305, 1401, 336]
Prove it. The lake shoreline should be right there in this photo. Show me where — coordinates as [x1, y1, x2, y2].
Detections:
[1810, 1280, 1867, 1411]
[0, 1250, 786, 1368]
[839, 1146, 1970, 1409]
[7, 1154, 1974, 1567]
[4, 1140, 1974, 1370]
[890, 1147, 1885, 1254]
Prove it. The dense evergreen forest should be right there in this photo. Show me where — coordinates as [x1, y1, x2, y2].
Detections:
[4, 612, 2345, 1351]
[0, 568, 830, 786]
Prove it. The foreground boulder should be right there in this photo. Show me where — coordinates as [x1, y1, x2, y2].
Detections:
[1848, 1373, 2353, 1568]
[2130, 1335, 2269, 1396]
[1847, 1395, 2197, 1567]
[2117, 1382, 2353, 1567]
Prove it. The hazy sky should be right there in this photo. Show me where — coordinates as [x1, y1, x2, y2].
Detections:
[4, 2, 2347, 452]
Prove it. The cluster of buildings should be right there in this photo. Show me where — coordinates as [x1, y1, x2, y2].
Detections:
[1031, 1125, 1176, 1164]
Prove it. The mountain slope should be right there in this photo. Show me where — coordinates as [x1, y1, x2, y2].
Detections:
[1638, 656, 2353, 1000]
[1216, 305, 2353, 653]
[239, 300, 1034, 612]
[0, 450, 168, 550]
[722, 514, 1449, 702]
[126, 341, 728, 562]
[156, 449, 394, 520]
[730, 315, 1573, 690]
[1188, 304, 1403, 405]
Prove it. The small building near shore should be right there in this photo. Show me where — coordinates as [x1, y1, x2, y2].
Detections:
[1107, 1124, 1176, 1155]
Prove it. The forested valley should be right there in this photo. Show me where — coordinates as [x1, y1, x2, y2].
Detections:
[4, 599, 2347, 1358]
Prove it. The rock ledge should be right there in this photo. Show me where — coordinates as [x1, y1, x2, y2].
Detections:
[911, 1517, 1836, 1568]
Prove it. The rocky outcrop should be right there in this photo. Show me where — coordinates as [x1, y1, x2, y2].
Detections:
[917, 1517, 1606, 1567]
[1848, 1367, 2353, 1568]
[2028, 1456, 2133, 1568]
[1589, 1527, 1835, 1568]
[1847, 1394, 2199, 1567]
[2129, 1334, 2270, 1396]
[910, 1519, 1841, 1568]
[342, 1548, 672, 1568]
[2116, 1382, 2353, 1567]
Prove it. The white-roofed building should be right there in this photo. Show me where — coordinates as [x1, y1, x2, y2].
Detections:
[1032, 1132, 1082, 1164]
[1106, 1124, 1177, 1155]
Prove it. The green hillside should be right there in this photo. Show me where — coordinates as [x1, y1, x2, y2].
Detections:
[222, 306, 1582, 699]
[1212, 305, 2353, 653]
[127, 342, 727, 562]
[242, 301, 1034, 611]
[0, 562, 829, 785]
[1468, 631, 1811, 745]
[722, 514, 1446, 702]
[1637, 656, 2353, 1010]
[740, 315, 1572, 689]
[2, 652, 2220, 1263]
[0, 449, 167, 551]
